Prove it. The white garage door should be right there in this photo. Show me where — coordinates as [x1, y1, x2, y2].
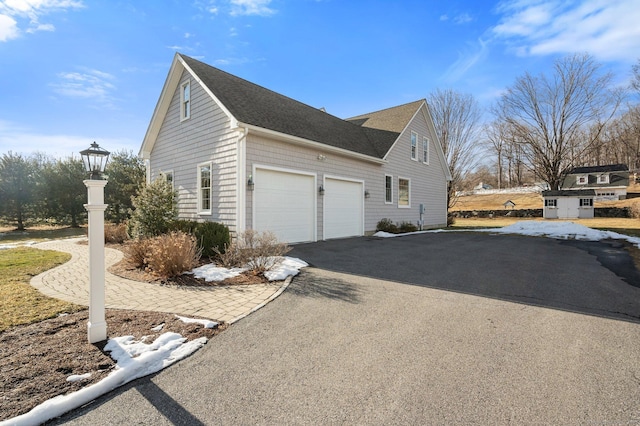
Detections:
[324, 178, 363, 239]
[254, 168, 315, 243]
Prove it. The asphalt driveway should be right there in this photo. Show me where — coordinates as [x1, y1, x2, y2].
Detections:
[52, 232, 640, 424]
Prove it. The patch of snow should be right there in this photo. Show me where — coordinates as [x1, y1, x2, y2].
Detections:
[478, 221, 640, 247]
[150, 323, 164, 332]
[0, 241, 36, 250]
[264, 256, 308, 281]
[66, 373, 91, 383]
[176, 315, 218, 329]
[4, 332, 207, 426]
[191, 264, 247, 282]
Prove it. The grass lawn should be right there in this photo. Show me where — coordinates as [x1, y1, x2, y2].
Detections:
[0, 225, 86, 245]
[0, 247, 84, 332]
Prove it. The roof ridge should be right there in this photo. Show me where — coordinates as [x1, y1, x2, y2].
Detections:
[346, 99, 424, 120]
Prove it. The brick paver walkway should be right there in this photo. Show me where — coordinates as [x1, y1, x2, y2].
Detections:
[31, 238, 289, 324]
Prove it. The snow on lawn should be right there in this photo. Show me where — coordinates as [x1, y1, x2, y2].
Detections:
[375, 220, 640, 248]
[478, 221, 640, 247]
[3, 317, 211, 426]
[191, 256, 308, 282]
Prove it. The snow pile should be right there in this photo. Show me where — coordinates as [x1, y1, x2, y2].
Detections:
[191, 256, 307, 282]
[175, 315, 218, 329]
[4, 329, 208, 426]
[0, 241, 36, 251]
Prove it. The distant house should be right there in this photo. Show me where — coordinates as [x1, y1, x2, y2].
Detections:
[542, 189, 595, 219]
[561, 164, 629, 200]
[139, 53, 452, 243]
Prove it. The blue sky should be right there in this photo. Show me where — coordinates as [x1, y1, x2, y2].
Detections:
[1, 0, 639, 158]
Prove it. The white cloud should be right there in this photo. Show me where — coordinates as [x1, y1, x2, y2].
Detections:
[442, 38, 489, 83]
[0, 0, 83, 40]
[492, 0, 640, 62]
[0, 13, 18, 40]
[229, 0, 274, 16]
[50, 68, 117, 107]
[454, 12, 473, 24]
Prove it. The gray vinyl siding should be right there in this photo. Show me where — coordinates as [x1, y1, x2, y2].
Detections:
[376, 105, 448, 228]
[149, 69, 239, 232]
[245, 103, 448, 236]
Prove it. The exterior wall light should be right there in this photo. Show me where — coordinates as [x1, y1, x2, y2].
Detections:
[80, 142, 110, 344]
[319, 184, 325, 195]
[247, 174, 255, 191]
[364, 190, 370, 199]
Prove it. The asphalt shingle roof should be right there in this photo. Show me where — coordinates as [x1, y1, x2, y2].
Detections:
[567, 164, 629, 174]
[180, 54, 418, 159]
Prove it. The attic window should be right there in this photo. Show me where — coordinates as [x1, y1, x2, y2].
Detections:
[597, 174, 609, 184]
[181, 81, 191, 121]
[576, 175, 587, 185]
[411, 132, 418, 161]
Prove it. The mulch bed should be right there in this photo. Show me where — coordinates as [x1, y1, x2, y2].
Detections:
[0, 309, 226, 421]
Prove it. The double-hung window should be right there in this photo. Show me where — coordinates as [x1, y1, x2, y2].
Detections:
[398, 177, 410, 208]
[181, 81, 191, 121]
[198, 163, 212, 214]
[422, 137, 429, 164]
[385, 175, 393, 204]
[410, 132, 417, 160]
[597, 174, 609, 184]
[576, 175, 587, 185]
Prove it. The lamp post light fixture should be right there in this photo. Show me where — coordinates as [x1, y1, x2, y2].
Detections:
[80, 142, 110, 344]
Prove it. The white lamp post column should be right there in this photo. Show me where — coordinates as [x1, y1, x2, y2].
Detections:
[84, 179, 108, 343]
[80, 141, 110, 344]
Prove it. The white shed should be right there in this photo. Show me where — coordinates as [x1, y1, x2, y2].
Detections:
[542, 189, 595, 219]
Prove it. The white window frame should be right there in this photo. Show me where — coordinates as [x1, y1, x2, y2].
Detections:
[576, 174, 588, 185]
[180, 80, 191, 121]
[384, 174, 393, 204]
[580, 198, 593, 207]
[422, 137, 429, 164]
[161, 170, 174, 190]
[197, 162, 212, 215]
[545, 199, 557, 208]
[398, 177, 410, 208]
[597, 174, 609, 184]
[410, 132, 418, 161]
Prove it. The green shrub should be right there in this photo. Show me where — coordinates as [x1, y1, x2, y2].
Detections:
[376, 218, 398, 233]
[195, 221, 230, 258]
[128, 179, 177, 238]
[398, 221, 418, 233]
[170, 220, 230, 259]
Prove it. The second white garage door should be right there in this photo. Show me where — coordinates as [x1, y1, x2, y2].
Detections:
[324, 177, 364, 240]
[254, 168, 315, 243]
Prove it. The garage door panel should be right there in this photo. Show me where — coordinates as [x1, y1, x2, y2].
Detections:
[254, 169, 315, 243]
[324, 178, 363, 240]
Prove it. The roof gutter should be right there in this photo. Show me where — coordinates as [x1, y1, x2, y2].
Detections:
[236, 122, 387, 165]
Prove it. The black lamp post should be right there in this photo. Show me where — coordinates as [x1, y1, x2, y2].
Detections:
[80, 141, 110, 179]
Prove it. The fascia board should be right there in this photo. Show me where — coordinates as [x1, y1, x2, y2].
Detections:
[139, 53, 183, 158]
[239, 123, 387, 165]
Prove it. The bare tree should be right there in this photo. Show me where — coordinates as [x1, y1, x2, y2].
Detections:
[483, 120, 511, 189]
[427, 88, 482, 207]
[494, 53, 623, 190]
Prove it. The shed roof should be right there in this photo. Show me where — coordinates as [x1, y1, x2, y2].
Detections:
[542, 189, 596, 197]
[567, 164, 629, 174]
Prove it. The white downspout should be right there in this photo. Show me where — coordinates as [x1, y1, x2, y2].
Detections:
[236, 126, 249, 235]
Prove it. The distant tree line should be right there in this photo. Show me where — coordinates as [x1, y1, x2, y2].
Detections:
[0, 150, 145, 230]
[427, 53, 640, 201]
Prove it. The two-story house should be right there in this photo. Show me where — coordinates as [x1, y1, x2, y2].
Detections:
[139, 53, 452, 243]
[561, 164, 630, 200]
